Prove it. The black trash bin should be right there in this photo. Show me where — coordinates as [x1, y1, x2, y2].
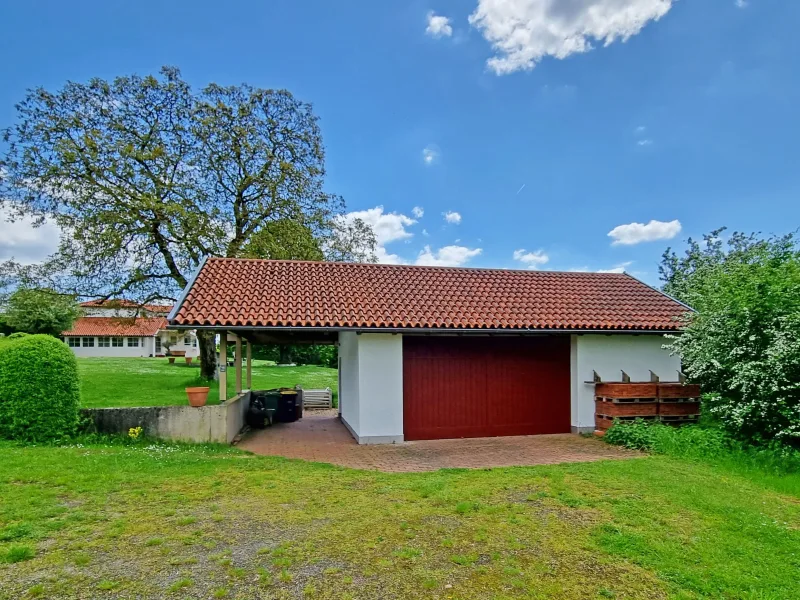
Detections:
[246, 390, 279, 428]
[277, 389, 300, 423]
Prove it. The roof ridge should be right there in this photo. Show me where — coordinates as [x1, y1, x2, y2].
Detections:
[205, 257, 632, 277]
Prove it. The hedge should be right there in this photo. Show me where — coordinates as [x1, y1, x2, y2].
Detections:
[0, 334, 80, 441]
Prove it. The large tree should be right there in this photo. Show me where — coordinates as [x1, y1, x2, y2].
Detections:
[1, 67, 375, 377]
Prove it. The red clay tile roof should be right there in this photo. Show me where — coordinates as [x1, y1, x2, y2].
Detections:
[170, 258, 688, 331]
[63, 317, 167, 337]
[80, 300, 171, 313]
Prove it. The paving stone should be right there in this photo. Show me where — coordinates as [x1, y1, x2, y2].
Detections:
[238, 410, 637, 472]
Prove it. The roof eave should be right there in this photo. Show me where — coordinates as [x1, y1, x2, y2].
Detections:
[167, 256, 208, 323]
[167, 324, 682, 334]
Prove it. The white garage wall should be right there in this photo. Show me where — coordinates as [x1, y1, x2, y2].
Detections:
[338, 331, 360, 435]
[356, 334, 403, 443]
[338, 332, 404, 444]
[570, 334, 682, 431]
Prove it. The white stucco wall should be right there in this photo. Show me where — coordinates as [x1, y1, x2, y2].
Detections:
[570, 334, 682, 431]
[338, 332, 404, 444]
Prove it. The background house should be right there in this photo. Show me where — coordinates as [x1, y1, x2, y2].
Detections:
[64, 300, 198, 358]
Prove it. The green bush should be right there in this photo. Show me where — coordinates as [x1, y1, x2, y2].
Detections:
[0, 334, 80, 441]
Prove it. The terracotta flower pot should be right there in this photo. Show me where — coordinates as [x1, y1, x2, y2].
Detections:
[185, 386, 210, 407]
[185, 357, 193, 365]
[168, 357, 176, 364]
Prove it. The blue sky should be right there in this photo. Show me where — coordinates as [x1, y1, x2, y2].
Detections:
[1, 0, 798, 283]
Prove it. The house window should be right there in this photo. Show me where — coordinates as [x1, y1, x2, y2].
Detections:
[111, 337, 124, 347]
[67, 337, 80, 348]
[82, 337, 95, 347]
[155, 337, 162, 353]
[127, 337, 140, 347]
[97, 337, 110, 347]
[184, 335, 191, 345]
[192, 337, 197, 348]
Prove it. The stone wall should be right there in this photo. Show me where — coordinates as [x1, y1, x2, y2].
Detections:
[82, 392, 250, 444]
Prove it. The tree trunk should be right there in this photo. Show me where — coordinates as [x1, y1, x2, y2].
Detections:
[197, 330, 217, 380]
[278, 344, 293, 365]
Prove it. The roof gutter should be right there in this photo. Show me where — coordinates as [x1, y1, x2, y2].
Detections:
[167, 256, 208, 323]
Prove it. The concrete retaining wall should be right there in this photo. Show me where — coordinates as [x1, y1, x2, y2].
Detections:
[82, 392, 250, 444]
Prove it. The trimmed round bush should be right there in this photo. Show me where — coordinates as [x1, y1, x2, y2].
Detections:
[0, 334, 80, 441]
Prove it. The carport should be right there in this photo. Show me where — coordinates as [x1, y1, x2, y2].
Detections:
[167, 257, 688, 444]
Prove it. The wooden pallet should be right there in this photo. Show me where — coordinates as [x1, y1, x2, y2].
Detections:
[595, 414, 658, 430]
[300, 387, 333, 410]
[595, 398, 658, 417]
[659, 414, 699, 423]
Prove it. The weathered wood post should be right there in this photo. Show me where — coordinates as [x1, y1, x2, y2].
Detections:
[235, 334, 243, 395]
[246, 341, 252, 390]
[219, 331, 228, 402]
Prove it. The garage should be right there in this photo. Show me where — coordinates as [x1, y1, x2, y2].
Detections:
[403, 336, 571, 440]
[169, 257, 688, 444]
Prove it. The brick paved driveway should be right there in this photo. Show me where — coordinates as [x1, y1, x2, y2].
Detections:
[237, 410, 636, 472]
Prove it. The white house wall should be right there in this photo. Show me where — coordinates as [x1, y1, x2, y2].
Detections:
[338, 332, 404, 444]
[156, 331, 199, 358]
[68, 337, 156, 358]
[570, 334, 682, 432]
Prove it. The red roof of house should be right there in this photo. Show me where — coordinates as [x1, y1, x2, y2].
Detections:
[169, 258, 688, 331]
[80, 300, 171, 313]
[63, 317, 167, 337]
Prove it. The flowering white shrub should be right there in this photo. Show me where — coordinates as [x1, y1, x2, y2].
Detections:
[663, 230, 800, 445]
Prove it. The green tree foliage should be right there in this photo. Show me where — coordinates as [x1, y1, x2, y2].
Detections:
[242, 220, 324, 261]
[0, 334, 80, 441]
[0, 67, 376, 378]
[661, 230, 800, 445]
[2, 288, 81, 336]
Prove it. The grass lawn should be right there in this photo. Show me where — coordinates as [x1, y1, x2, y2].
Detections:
[1, 443, 798, 599]
[77, 358, 337, 408]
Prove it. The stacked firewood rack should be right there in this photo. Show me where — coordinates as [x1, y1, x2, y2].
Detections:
[593, 373, 701, 435]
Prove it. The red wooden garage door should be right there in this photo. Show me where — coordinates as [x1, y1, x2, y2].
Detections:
[403, 336, 571, 441]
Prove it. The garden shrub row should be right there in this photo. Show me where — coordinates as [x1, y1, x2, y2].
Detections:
[0, 333, 80, 441]
[604, 419, 800, 475]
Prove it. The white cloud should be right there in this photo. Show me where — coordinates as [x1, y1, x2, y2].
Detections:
[443, 210, 462, 224]
[422, 228, 430, 236]
[340, 206, 418, 264]
[375, 246, 408, 265]
[412, 206, 424, 218]
[637, 138, 654, 146]
[735, 0, 748, 8]
[608, 219, 681, 246]
[512, 248, 549, 269]
[597, 261, 633, 273]
[416, 244, 482, 267]
[422, 145, 439, 166]
[0, 208, 60, 264]
[341, 206, 416, 246]
[635, 125, 647, 134]
[469, 0, 674, 75]
[425, 11, 453, 38]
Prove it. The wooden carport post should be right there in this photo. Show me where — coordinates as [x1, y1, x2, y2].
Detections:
[234, 334, 243, 395]
[219, 331, 228, 403]
[246, 341, 252, 391]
